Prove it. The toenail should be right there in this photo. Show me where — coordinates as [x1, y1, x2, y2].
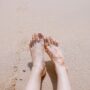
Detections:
[55, 42, 58, 46]
[38, 33, 43, 39]
[44, 39, 48, 43]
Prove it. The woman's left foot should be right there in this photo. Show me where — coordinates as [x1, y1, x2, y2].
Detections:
[29, 33, 46, 77]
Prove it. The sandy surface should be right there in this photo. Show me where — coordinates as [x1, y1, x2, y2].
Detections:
[0, 0, 90, 90]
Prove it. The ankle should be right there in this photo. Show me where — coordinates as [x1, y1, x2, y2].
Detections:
[32, 64, 45, 74]
[53, 57, 65, 66]
[56, 66, 67, 78]
[31, 66, 41, 77]
[54, 61, 67, 74]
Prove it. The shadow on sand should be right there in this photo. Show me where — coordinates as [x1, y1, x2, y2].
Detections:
[27, 61, 57, 90]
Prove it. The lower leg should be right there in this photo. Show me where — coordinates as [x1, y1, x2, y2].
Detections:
[26, 33, 46, 90]
[44, 37, 71, 90]
[26, 67, 42, 90]
[55, 60, 71, 90]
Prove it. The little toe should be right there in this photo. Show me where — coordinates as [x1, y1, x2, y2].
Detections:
[30, 33, 38, 48]
[30, 40, 34, 48]
[37, 33, 44, 43]
[54, 40, 59, 46]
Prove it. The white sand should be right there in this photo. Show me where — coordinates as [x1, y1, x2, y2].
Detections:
[0, 0, 90, 90]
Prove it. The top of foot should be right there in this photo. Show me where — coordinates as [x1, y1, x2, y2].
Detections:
[44, 37, 64, 66]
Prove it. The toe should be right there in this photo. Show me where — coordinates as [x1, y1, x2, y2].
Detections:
[53, 39, 59, 46]
[33, 33, 38, 41]
[32, 33, 36, 42]
[38, 33, 44, 39]
[38, 33, 44, 42]
[49, 37, 59, 46]
[48, 37, 51, 45]
[29, 40, 34, 48]
[48, 37, 54, 44]
[33, 33, 40, 42]
[44, 38, 50, 46]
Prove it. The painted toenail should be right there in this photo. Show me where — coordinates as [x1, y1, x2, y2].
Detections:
[38, 33, 43, 39]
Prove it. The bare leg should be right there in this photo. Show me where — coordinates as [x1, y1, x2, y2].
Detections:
[26, 33, 46, 90]
[44, 37, 71, 90]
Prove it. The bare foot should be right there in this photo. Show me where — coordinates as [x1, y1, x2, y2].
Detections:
[44, 37, 66, 70]
[29, 33, 46, 77]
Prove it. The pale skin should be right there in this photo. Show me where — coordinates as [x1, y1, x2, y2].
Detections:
[26, 33, 71, 90]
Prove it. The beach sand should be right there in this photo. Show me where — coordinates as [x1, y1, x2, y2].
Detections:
[0, 0, 90, 90]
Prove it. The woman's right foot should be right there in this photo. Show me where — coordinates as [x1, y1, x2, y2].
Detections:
[44, 37, 66, 72]
[44, 37, 71, 90]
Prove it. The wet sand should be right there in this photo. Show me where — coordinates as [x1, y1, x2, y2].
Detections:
[0, 0, 90, 90]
